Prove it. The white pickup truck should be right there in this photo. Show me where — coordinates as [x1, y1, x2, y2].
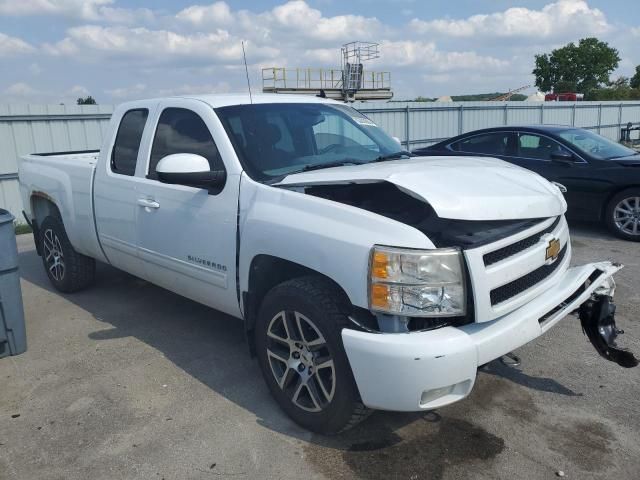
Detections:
[19, 94, 637, 434]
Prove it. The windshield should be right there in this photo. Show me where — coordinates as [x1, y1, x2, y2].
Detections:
[558, 129, 637, 160]
[215, 102, 407, 181]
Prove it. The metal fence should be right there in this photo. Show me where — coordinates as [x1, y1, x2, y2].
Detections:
[1, 101, 639, 221]
[0, 104, 114, 220]
[353, 100, 640, 150]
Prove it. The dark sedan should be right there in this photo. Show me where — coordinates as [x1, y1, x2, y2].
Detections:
[413, 125, 640, 241]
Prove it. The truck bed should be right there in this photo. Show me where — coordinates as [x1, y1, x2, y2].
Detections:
[19, 150, 105, 261]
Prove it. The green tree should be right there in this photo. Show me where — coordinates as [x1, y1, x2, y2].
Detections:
[532, 38, 620, 94]
[631, 66, 640, 89]
[77, 96, 97, 105]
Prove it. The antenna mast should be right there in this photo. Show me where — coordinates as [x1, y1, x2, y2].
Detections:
[242, 41, 253, 104]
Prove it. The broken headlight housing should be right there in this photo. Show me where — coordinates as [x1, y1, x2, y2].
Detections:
[369, 246, 466, 317]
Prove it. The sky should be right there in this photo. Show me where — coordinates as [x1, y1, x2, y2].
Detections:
[0, 0, 639, 104]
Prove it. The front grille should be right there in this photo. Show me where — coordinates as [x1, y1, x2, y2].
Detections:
[483, 217, 560, 267]
[490, 244, 567, 306]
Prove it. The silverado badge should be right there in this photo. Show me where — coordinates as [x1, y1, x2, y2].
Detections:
[545, 238, 561, 262]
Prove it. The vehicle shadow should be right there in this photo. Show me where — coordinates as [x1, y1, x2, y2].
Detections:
[17, 246, 426, 440]
[566, 219, 610, 240]
[16, 244, 569, 477]
[481, 360, 582, 397]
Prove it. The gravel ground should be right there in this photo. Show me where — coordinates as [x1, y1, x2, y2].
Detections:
[1, 222, 639, 480]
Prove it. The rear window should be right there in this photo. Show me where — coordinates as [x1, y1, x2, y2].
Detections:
[111, 109, 148, 176]
[451, 132, 512, 155]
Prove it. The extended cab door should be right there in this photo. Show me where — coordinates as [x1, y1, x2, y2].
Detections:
[93, 102, 157, 278]
[134, 99, 241, 317]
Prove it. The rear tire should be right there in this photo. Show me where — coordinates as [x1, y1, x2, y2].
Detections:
[255, 276, 371, 434]
[605, 189, 640, 241]
[40, 216, 96, 292]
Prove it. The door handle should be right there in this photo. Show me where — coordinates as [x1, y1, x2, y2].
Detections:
[137, 198, 160, 209]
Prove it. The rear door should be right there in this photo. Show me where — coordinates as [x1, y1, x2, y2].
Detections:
[94, 103, 156, 278]
[134, 99, 241, 317]
[448, 131, 517, 160]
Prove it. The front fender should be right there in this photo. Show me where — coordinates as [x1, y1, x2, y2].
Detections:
[238, 175, 434, 309]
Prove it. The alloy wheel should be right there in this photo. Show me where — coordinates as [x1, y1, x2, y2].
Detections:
[613, 196, 640, 236]
[43, 228, 65, 281]
[265, 311, 336, 412]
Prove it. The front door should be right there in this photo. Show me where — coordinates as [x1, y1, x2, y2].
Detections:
[134, 100, 240, 317]
[510, 133, 595, 220]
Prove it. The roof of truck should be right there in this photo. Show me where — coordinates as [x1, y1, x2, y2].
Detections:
[175, 93, 341, 108]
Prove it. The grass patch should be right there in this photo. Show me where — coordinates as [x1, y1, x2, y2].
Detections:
[14, 223, 33, 236]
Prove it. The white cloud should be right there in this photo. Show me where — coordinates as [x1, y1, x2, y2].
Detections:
[0, 0, 154, 24]
[378, 41, 510, 71]
[268, 1, 381, 42]
[178, 1, 383, 46]
[410, 0, 609, 40]
[0, 0, 111, 19]
[0, 32, 35, 56]
[176, 2, 233, 25]
[44, 25, 279, 64]
[105, 83, 147, 99]
[105, 81, 232, 100]
[68, 85, 90, 96]
[4, 82, 40, 96]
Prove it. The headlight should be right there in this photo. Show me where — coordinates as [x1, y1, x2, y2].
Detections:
[369, 246, 466, 317]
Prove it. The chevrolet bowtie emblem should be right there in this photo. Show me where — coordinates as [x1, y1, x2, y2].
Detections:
[545, 238, 561, 262]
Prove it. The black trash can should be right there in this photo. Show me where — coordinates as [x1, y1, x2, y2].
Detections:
[0, 209, 27, 358]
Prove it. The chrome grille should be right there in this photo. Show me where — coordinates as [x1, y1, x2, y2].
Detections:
[464, 215, 570, 323]
[490, 245, 567, 306]
[483, 217, 560, 266]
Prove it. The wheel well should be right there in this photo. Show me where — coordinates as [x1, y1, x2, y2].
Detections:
[29, 195, 61, 256]
[242, 255, 350, 355]
[31, 195, 61, 227]
[601, 185, 640, 220]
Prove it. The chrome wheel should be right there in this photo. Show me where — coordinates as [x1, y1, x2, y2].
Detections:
[613, 196, 640, 236]
[43, 228, 65, 281]
[266, 311, 336, 413]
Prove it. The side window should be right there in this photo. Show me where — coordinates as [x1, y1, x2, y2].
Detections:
[148, 108, 224, 179]
[518, 134, 569, 160]
[451, 133, 511, 155]
[111, 109, 149, 176]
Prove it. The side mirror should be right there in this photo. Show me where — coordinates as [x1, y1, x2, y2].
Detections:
[156, 153, 226, 189]
[550, 151, 575, 165]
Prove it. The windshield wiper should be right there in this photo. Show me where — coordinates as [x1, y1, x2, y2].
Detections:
[372, 151, 412, 163]
[301, 160, 367, 172]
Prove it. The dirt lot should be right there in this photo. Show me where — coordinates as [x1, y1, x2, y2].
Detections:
[1, 223, 639, 480]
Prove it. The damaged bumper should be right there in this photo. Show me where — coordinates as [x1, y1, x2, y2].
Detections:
[342, 261, 634, 412]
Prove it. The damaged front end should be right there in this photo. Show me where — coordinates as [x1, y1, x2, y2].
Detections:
[579, 288, 639, 368]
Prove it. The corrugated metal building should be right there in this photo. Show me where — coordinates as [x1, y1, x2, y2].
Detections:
[0, 104, 113, 222]
[354, 100, 640, 150]
[1, 101, 638, 223]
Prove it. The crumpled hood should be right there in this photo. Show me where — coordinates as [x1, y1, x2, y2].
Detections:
[275, 156, 567, 221]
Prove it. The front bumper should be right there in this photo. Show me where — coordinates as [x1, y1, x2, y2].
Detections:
[342, 261, 621, 411]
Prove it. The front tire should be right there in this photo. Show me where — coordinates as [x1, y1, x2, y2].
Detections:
[40, 216, 96, 292]
[605, 189, 640, 241]
[255, 276, 370, 434]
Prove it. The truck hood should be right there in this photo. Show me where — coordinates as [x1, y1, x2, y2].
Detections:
[275, 156, 566, 221]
